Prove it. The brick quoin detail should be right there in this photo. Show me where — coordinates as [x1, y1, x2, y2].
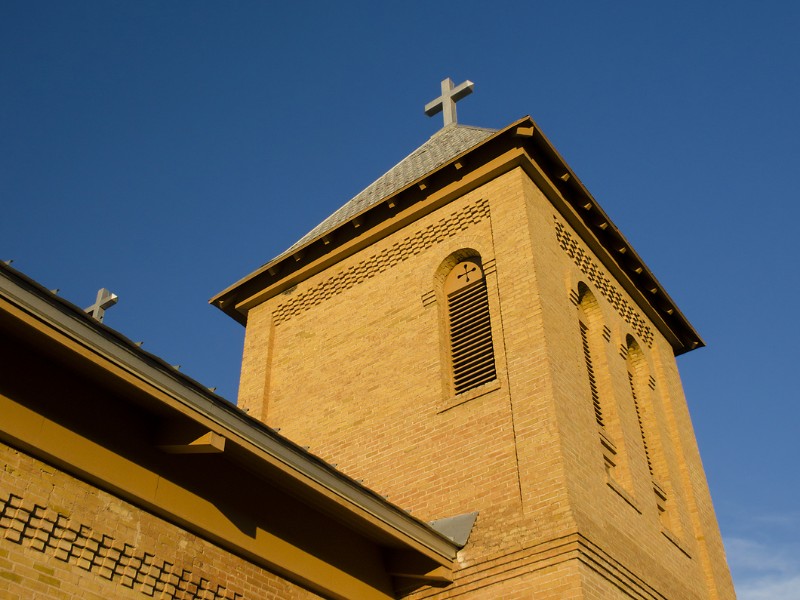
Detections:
[554, 217, 654, 347]
[273, 198, 491, 325]
[0, 492, 242, 599]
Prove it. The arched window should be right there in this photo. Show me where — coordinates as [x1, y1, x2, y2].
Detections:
[626, 336, 654, 476]
[577, 285, 604, 428]
[626, 335, 678, 533]
[577, 283, 631, 488]
[444, 259, 497, 395]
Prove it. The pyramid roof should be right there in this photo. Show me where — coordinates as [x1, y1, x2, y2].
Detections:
[212, 116, 703, 355]
[280, 124, 496, 260]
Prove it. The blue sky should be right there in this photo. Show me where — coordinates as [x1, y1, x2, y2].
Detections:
[2, 2, 798, 596]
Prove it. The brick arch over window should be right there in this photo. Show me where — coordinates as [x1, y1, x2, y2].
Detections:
[432, 247, 482, 288]
[442, 256, 497, 395]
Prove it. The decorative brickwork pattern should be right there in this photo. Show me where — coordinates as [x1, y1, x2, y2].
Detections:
[273, 198, 491, 324]
[236, 169, 735, 599]
[0, 492, 241, 599]
[554, 217, 654, 347]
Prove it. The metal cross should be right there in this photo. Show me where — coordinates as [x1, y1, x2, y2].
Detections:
[424, 78, 474, 128]
[457, 263, 479, 284]
[85, 288, 118, 323]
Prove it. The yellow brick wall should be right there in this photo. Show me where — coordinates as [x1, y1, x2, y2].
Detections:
[519, 173, 734, 598]
[242, 175, 548, 560]
[238, 166, 734, 598]
[0, 442, 321, 600]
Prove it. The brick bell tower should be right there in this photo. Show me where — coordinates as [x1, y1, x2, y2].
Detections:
[212, 79, 735, 599]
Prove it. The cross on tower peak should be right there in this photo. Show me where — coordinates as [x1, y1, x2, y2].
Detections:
[424, 77, 474, 128]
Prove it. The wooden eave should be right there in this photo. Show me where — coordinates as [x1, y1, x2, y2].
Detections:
[0, 264, 458, 599]
[211, 117, 703, 355]
[209, 120, 520, 320]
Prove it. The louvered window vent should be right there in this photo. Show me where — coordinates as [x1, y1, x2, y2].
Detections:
[580, 321, 604, 427]
[629, 370, 653, 476]
[445, 260, 497, 395]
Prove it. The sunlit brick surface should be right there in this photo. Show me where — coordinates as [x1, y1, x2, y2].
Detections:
[238, 168, 735, 598]
[0, 443, 321, 600]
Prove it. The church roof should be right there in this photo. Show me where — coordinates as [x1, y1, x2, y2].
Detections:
[0, 261, 461, 587]
[281, 124, 496, 259]
[212, 116, 704, 355]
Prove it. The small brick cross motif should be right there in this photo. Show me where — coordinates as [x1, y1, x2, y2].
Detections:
[457, 263, 478, 283]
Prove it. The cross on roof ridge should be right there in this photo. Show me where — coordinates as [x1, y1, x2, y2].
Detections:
[85, 288, 118, 322]
[424, 78, 474, 128]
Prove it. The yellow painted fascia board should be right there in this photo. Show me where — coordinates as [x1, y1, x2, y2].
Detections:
[0, 394, 393, 600]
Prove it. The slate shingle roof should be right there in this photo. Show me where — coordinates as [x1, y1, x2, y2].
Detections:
[278, 124, 496, 260]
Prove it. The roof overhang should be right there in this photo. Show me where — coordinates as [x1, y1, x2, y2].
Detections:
[211, 117, 703, 356]
[0, 263, 459, 599]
